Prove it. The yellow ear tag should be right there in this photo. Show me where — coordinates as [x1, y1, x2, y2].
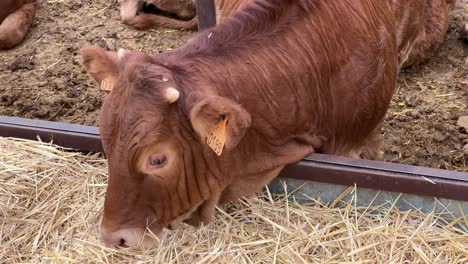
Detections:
[100, 79, 114, 93]
[207, 117, 228, 156]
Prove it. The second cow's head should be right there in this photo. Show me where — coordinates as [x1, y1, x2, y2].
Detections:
[81, 46, 251, 248]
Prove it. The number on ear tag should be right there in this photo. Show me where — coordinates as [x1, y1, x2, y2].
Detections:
[206, 118, 228, 156]
[100, 79, 114, 93]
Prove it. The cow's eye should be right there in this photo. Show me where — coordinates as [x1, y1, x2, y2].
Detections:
[149, 154, 167, 168]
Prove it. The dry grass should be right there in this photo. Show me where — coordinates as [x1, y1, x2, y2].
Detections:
[0, 137, 467, 263]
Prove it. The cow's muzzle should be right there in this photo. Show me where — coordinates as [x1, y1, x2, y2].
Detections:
[100, 226, 158, 248]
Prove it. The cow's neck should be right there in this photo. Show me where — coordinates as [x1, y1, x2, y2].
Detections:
[164, 0, 326, 184]
[170, 69, 322, 185]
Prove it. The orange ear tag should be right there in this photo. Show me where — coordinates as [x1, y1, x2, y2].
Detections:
[100, 79, 114, 93]
[206, 118, 228, 156]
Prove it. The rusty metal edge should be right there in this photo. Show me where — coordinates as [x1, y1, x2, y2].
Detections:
[0, 116, 467, 201]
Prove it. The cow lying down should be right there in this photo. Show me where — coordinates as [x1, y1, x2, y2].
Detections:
[0, 0, 37, 50]
[83, 0, 406, 247]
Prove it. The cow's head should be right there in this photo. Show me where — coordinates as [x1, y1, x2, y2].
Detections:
[119, 0, 196, 22]
[80, 46, 251, 248]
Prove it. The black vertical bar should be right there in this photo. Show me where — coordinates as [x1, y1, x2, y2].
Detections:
[196, 0, 217, 31]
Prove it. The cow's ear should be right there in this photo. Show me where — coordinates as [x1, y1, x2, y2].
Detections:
[189, 96, 251, 154]
[80, 45, 119, 94]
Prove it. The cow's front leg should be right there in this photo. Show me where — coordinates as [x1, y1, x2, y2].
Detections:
[219, 167, 284, 205]
[0, 2, 37, 50]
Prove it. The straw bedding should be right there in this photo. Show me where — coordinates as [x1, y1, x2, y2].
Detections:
[0, 137, 467, 263]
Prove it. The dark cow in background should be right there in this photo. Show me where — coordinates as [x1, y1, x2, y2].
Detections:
[0, 0, 37, 50]
[82, 0, 399, 247]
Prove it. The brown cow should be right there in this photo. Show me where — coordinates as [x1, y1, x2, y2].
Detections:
[0, 0, 37, 50]
[82, 0, 398, 247]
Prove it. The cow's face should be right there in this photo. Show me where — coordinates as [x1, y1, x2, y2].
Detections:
[119, 0, 196, 22]
[80, 46, 251, 248]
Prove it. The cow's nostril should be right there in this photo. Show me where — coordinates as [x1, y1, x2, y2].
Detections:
[101, 227, 154, 248]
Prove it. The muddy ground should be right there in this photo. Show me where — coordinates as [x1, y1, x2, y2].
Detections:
[0, 0, 467, 171]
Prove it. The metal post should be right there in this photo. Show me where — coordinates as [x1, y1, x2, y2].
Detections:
[196, 0, 217, 31]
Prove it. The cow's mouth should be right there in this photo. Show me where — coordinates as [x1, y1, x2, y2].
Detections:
[140, 3, 190, 21]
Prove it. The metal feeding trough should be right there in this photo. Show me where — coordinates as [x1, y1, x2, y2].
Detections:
[0, 115, 467, 220]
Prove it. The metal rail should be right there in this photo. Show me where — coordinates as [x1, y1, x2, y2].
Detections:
[0, 116, 467, 201]
[0, 116, 102, 152]
[281, 155, 468, 201]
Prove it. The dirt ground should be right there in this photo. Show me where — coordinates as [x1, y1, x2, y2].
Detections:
[0, 0, 467, 171]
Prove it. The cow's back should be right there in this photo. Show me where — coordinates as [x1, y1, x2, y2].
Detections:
[213, 0, 455, 69]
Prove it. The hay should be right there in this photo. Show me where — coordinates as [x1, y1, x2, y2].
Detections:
[0, 137, 467, 263]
